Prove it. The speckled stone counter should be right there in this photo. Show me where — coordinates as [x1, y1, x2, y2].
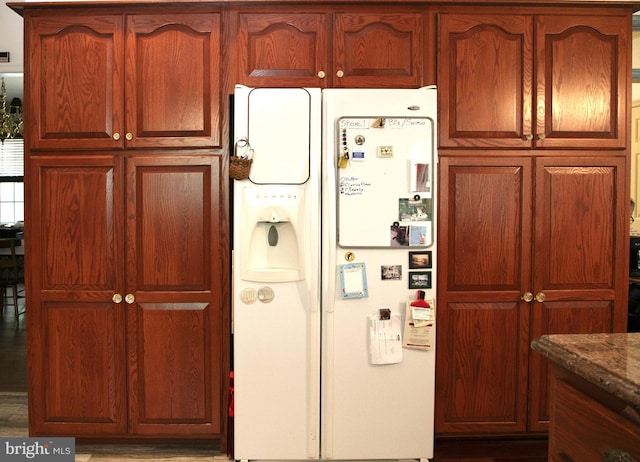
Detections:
[532, 333, 640, 461]
[531, 333, 640, 412]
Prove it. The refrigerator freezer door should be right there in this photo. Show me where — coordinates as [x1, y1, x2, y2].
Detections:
[233, 86, 322, 460]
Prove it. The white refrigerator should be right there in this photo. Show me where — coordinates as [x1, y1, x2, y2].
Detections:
[232, 85, 437, 461]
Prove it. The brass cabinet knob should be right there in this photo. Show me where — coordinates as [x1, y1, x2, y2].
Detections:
[521, 292, 534, 303]
[336, 70, 344, 78]
[317, 70, 326, 78]
[537, 133, 546, 140]
[535, 292, 546, 302]
[524, 134, 533, 141]
[113, 133, 120, 141]
[125, 293, 135, 304]
[112, 293, 123, 304]
[125, 132, 133, 141]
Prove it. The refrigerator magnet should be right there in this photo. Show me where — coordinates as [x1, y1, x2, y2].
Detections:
[338, 263, 368, 299]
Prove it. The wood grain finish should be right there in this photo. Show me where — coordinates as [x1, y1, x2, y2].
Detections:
[334, 12, 423, 87]
[548, 369, 640, 461]
[27, 12, 222, 151]
[438, 12, 627, 148]
[126, 156, 224, 436]
[235, 8, 423, 88]
[437, 156, 627, 435]
[437, 157, 531, 434]
[28, 156, 127, 435]
[28, 15, 124, 150]
[438, 14, 532, 148]
[536, 15, 627, 149]
[236, 12, 328, 87]
[126, 14, 222, 149]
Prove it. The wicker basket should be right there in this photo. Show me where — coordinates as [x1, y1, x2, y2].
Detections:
[229, 156, 253, 180]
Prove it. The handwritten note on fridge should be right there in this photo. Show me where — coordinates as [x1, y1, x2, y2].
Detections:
[336, 117, 435, 248]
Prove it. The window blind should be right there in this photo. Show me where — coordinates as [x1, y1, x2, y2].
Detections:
[0, 139, 24, 177]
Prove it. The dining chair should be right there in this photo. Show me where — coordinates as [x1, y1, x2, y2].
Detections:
[0, 238, 23, 321]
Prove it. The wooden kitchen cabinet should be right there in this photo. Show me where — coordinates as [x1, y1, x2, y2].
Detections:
[436, 155, 627, 435]
[437, 12, 628, 149]
[233, 8, 425, 88]
[27, 155, 128, 436]
[125, 155, 225, 437]
[27, 154, 226, 438]
[27, 11, 222, 151]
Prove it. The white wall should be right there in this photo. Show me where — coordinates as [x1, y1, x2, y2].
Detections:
[633, 29, 640, 103]
[0, 0, 24, 100]
[0, 1, 24, 73]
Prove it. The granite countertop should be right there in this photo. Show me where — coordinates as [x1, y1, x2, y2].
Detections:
[531, 333, 640, 411]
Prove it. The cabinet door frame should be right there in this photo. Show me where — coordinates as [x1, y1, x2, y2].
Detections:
[234, 10, 329, 88]
[528, 155, 628, 431]
[535, 14, 629, 149]
[27, 154, 127, 436]
[26, 14, 125, 151]
[125, 155, 227, 437]
[437, 13, 533, 148]
[436, 155, 533, 434]
[125, 12, 223, 149]
[333, 10, 424, 88]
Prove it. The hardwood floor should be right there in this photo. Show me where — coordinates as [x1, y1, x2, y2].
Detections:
[0, 285, 26, 392]
[0, 288, 548, 461]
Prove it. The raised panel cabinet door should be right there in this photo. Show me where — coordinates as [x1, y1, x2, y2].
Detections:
[125, 13, 223, 149]
[26, 14, 125, 151]
[235, 12, 328, 87]
[435, 156, 533, 434]
[528, 156, 627, 431]
[334, 12, 423, 88]
[125, 155, 227, 436]
[535, 14, 629, 148]
[27, 155, 127, 436]
[437, 14, 533, 148]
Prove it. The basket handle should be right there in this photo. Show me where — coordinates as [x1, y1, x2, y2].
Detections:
[234, 137, 254, 159]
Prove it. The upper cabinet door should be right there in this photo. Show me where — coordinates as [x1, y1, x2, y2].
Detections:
[438, 12, 628, 149]
[125, 14, 223, 149]
[235, 12, 329, 87]
[27, 15, 125, 151]
[438, 14, 533, 148]
[333, 12, 424, 88]
[234, 10, 424, 88]
[535, 15, 628, 149]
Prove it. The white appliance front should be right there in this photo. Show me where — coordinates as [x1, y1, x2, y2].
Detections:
[233, 86, 437, 462]
[321, 88, 437, 461]
[232, 86, 322, 461]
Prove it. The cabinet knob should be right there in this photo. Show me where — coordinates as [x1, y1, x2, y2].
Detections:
[317, 70, 326, 79]
[113, 133, 121, 141]
[535, 292, 546, 302]
[125, 132, 133, 141]
[537, 133, 546, 140]
[125, 293, 135, 304]
[523, 134, 533, 141]
[336, 70, 344, 78]
[112, 293, 123, 304]
[521, 292, 534, 302]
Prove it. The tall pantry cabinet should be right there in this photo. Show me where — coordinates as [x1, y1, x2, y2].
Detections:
[21, 6, 229, 438]
[436, 9, 630, 435]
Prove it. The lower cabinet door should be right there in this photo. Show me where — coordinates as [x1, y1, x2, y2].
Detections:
[125, 155, 226, 437]
[28, 156, 128, 436]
